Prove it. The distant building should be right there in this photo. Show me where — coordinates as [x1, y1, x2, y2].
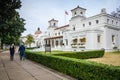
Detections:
[34, 28, 42, 47]
[36, 6, 120, 51]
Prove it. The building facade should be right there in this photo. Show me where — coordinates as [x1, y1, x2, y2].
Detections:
[37, 6, 120, 51]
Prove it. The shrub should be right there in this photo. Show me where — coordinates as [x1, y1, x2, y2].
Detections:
[53, 50, 104, 59]
[25, 51, 120, 80]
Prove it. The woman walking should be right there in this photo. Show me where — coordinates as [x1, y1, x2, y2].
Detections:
[9, 44, 15, 61]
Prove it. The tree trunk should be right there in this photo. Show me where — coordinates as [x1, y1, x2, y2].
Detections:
[0, 39, 3, 49]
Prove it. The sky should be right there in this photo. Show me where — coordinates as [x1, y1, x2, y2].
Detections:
[19, 0, 120, 36]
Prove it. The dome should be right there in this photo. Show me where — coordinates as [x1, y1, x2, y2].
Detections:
[35, 28, 42, 35]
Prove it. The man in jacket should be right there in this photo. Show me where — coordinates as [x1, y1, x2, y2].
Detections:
[18, 43, 25, 60]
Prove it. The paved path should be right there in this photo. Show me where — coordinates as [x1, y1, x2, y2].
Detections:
[0, 51, 76, 80]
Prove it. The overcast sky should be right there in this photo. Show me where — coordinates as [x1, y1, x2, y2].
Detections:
[19, 0, 120, 36]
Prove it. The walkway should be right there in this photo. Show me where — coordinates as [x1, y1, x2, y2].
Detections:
[0, 51, 76, 80]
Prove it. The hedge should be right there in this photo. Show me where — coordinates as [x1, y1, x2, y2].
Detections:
[53, 50, 104, 59]
[25, 51, 120, 80]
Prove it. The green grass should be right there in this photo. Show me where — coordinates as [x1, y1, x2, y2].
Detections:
[113, 51, 120, 54]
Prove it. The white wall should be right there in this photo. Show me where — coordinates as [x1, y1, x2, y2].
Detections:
[86, 31, 97, 50]
[103, 27, 120, 50]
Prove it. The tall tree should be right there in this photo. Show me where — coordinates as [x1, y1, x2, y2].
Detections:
[25, 34, 34, 47]
[4, 12, 25, 45]
[0, 0, 25, 48]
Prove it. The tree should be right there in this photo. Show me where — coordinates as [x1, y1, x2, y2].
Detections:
[3, 12, 26, 45]
[25, 34, 34, 47]
[0, 0, 25, 48]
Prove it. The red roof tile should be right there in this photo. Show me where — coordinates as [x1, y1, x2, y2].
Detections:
[44, 36, 63, 40]
[54, 24, 69, 30]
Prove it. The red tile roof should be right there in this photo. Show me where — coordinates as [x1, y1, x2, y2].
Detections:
[44, 36, 63, 40]
[54, 24, 69, 30]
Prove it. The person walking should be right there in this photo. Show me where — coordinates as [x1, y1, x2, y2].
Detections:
[9, 44, 15, 61]
[18, 43, 25, 60]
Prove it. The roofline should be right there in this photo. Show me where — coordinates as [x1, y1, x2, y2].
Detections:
[71, 5, 86, 11]
[48, 18, 58, 22]
[54, 24, 69, 30]
[44, 36, 63, 40]
[82, 13, 120, 21]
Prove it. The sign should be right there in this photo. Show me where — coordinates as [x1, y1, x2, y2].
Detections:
[45, 44, 51, 53]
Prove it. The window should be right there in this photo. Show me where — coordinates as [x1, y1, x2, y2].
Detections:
[55, 33, 57, 36]
[89, 22, 91, 25]
[58, 32, 60, 35]
[97, 35, 101, 43]
[112, 35, 115, 42]
[65, 39, 68, 46]
[53, 23, 56, 26]
[83, 24, 85, 27]
[74, 11, 77, 16]
[80, 38, 86, 42]
[107, 19, 109, 23]
[96, 20, 99, 24]
[80, 12, 83, 14]
[112, 20, 114, 24]
[72, 25, 75, 30]
[73, 27, 75, 31]
[73, 38, 77, 45]
[116, 22, 118, 25]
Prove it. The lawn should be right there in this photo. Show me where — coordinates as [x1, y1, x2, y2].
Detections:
[27, 50, 120, 66]
[87, 52, 120, 66]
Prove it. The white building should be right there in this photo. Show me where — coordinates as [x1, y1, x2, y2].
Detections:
[38, 6, 120, 51]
